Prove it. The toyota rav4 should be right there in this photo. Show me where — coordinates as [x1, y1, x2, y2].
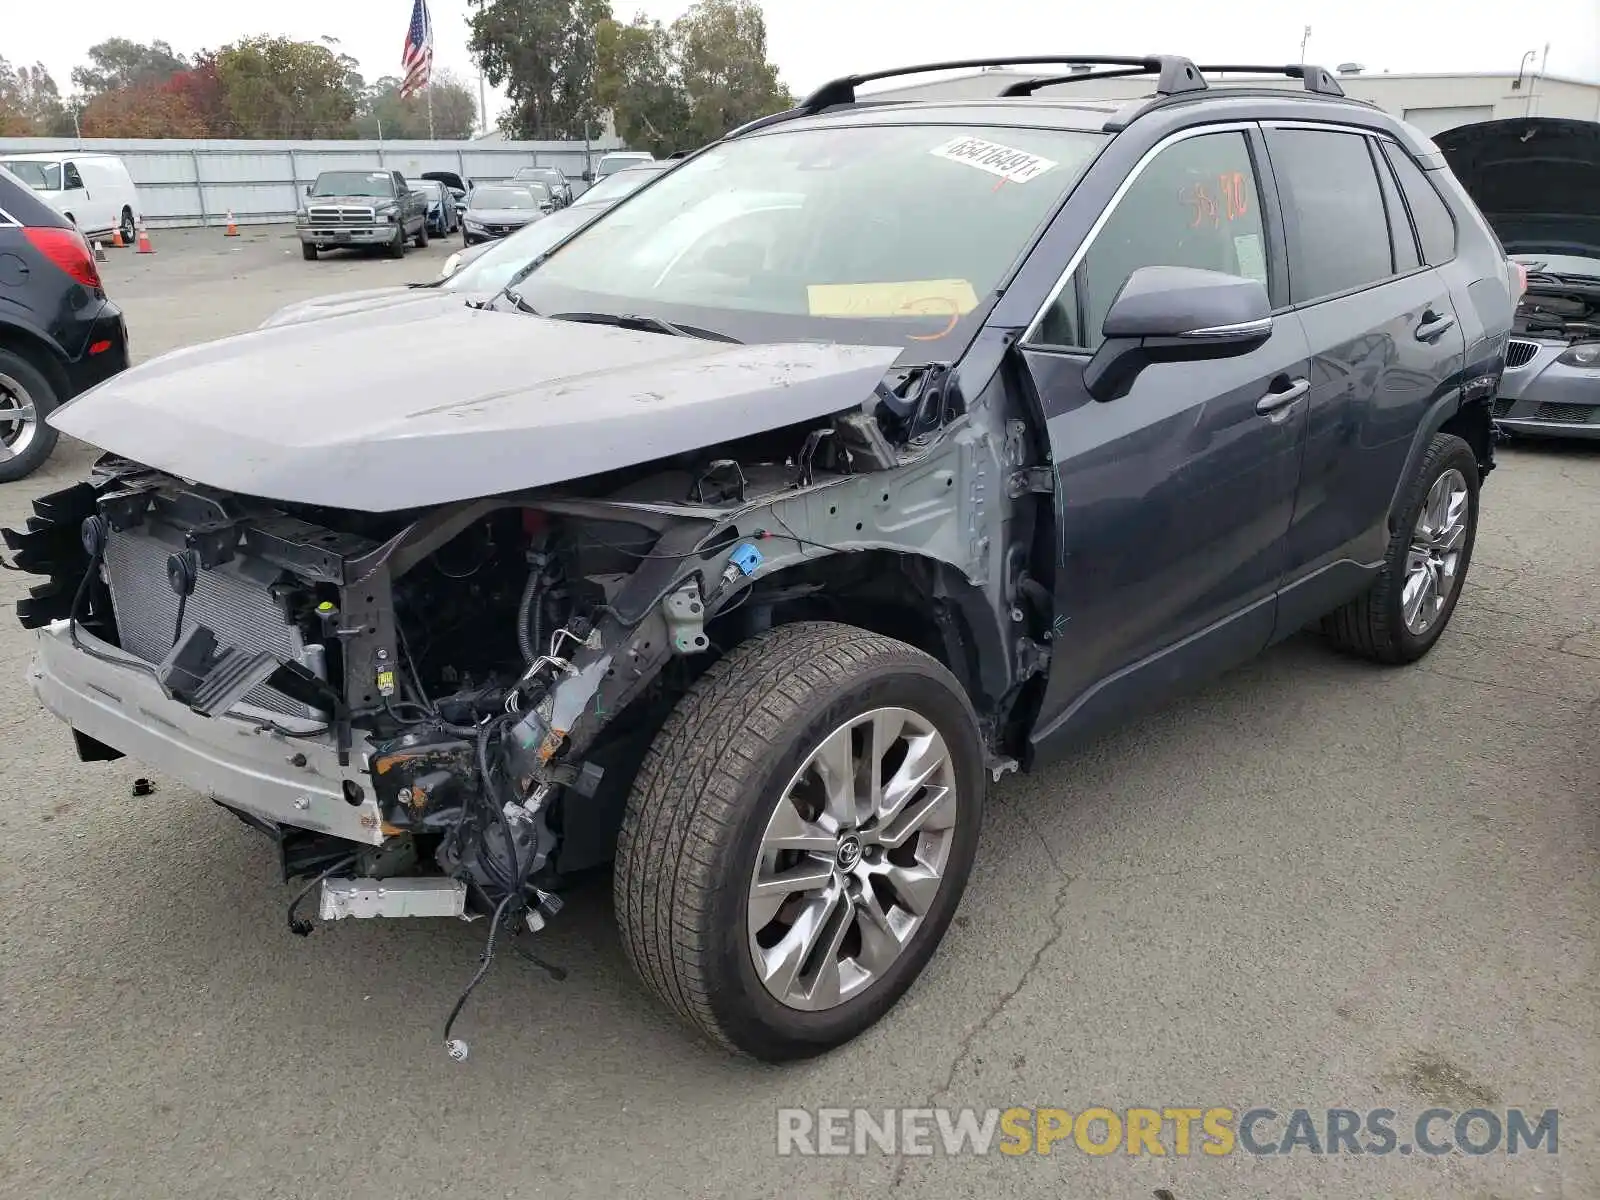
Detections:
[4, 56, 1514, 1063]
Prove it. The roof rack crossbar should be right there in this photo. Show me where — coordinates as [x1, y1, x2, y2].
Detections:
[801, 55, 1207, 111]
[999, 67, 1161, 96]
[1195, 63, 1345, 97]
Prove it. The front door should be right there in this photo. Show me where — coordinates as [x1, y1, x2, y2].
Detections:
[1016, 126, 1311, 749]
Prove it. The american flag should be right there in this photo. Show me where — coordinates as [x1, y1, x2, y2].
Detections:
[400, 0, 433, 99]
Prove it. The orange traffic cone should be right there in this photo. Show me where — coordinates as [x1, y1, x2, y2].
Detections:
[110, 225, 125, 248]
[135, 219, 154, 254]
[224, 210, 239, 237]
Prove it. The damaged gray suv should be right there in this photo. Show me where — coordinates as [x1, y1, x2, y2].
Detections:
[4, 56, 1515, 1062]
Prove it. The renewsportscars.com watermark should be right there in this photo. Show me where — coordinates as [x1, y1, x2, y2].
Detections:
[776, 1107, 1560, 1158]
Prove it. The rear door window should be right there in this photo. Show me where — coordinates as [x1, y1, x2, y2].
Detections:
[1381, 141, 1458, 265]
[1033, 129, 1271, 349]
[1266, 128, 1395, 303]
[1372, 141, 1422, 273]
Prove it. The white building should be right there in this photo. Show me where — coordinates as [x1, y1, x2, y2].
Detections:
[860, 68, 1600, 136]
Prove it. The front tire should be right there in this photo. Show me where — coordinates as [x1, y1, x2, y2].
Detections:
[301, 242, 318, 261]
[0, 349, 62, 483]
[1320, 431, 1479, 663]
[614, 622, 985, 1061]
[387, 226, 406, 259]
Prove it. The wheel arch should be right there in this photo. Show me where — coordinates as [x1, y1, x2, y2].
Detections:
[708, 548, 1010, 720]
[0, 320, 70, 396]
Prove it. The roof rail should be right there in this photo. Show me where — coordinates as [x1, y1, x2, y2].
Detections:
[800, 56, 1207, 111]
[1000, 67, 1165, 96]
[1195, 64, 1345, 97]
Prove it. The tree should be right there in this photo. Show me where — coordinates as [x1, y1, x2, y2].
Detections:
[672, 0, 791, 147]
[71, 38, 189, 98]
[595, 15, 690, 156]
[0, 58, 71, 137]
[162, 52, 228, 136]
[469, 0, 611, 139]
[80, 83, 208, 138]
[213, 36, 360, 138]
[356, 71, 478, 140]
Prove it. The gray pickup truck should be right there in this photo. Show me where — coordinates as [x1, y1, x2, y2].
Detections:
[297, 169, 429, 260]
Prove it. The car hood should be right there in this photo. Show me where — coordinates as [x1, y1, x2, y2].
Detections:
[1435, 118, 1600, 260]
[467, 208, 541, 224]
[49, 299, 902, 512]
[258, 287, 444, 329]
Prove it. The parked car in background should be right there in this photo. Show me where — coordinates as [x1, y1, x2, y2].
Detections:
[461, 182, 551, 245]
[1437, 118, 1600, 438]
[512, 167, 573, 207]
[4, 56, 1513, 1063]
[416, 178, 459, 238]
[420, 170, 471, 220]
[297, 169, 429, 260]
[440, 160, 676, 280]
[0, 152, 142, 246]
[0, 165, 129, 482]
[590, 151, 655, 183]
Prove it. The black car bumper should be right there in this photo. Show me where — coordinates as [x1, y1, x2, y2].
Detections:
[62, 301, 130, 397]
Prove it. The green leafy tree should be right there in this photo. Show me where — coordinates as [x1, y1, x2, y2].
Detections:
[213, 36, 360, 138]
[356, 70, 478, 139]
[671, 0, 791, 147]
[70, 38, 189, 97]
[469, 0, 611, 139]
[595, 15, 690, 156]
[0, 58, 72, 136]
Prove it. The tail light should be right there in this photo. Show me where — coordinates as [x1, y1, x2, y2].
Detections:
[22, 225, 102, 290]
[1509, 259, 1528, 302]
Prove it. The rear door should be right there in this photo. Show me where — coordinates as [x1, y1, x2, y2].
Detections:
[1017, 124, 1313, 745]
[1263, 124, 1467, 630]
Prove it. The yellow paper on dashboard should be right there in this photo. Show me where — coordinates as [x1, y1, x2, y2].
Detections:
[806, 279, 979, 319]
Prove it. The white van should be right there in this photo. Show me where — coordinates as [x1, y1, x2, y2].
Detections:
[0, 153, 142, 244]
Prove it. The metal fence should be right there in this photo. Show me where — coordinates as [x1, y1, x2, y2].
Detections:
[0, 135, 628, 228]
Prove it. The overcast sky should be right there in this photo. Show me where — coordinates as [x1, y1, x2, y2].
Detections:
[9, 0, 1599, 129]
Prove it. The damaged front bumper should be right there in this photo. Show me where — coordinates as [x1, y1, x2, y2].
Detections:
[25, 619, 385, 846]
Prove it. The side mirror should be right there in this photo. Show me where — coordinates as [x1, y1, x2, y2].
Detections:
[582, 170, 593, 183]
[1082, 266, 1273, 403]
[304, 184, 313, 197]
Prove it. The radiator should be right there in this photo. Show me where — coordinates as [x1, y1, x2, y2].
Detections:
[103, 526, 322, 721]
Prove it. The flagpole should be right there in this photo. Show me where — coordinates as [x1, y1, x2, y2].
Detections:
[427, 82, 435, 139]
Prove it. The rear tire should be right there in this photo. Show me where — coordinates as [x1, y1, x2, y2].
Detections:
[413, 221, 428, 249]
[301, 243, 318, 261]
[1319, 431, 1479, 664]
[119, 207, 136, 245]
[614, 622, 985, 1061]
[0, 348, 62, 484]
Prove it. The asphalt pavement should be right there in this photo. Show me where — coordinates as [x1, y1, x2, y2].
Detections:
[0, 226, 1595, 1199]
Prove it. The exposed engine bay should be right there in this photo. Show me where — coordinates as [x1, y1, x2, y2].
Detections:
[3, 372, 1047, 1056]
[1514, 279, 1600, 344]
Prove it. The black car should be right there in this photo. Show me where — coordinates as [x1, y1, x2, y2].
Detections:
[4, 56, 1512, 1063]
[0, 164, 129, 482]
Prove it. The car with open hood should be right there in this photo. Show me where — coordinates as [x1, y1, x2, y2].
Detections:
[4, 55, 1511, 1064]
[1436, 118, 1600, 438]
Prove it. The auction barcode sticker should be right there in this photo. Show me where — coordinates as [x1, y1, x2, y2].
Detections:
[929, 136, 1058, 184]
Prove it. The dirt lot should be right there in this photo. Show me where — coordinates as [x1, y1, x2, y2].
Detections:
[0, 227, 1596, 1200]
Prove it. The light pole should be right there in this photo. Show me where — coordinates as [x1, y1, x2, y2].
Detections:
[1300, 26, 1312, 65]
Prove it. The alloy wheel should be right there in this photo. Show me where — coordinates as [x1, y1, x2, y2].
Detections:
[747, 706, 958, 1012]
[1403, 467, 1469, 635]
[0, 372, 37, 456]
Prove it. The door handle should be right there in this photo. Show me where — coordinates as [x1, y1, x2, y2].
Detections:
[1256, 377, 1310, 416]
[1415, 311, 1455, 342]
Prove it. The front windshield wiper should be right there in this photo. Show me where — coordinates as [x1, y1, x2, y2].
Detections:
[546, 311, 742, 343]
[503, 290, 541, 315]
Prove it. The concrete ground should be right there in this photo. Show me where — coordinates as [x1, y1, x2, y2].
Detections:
[0, 227, 1595, 1200]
